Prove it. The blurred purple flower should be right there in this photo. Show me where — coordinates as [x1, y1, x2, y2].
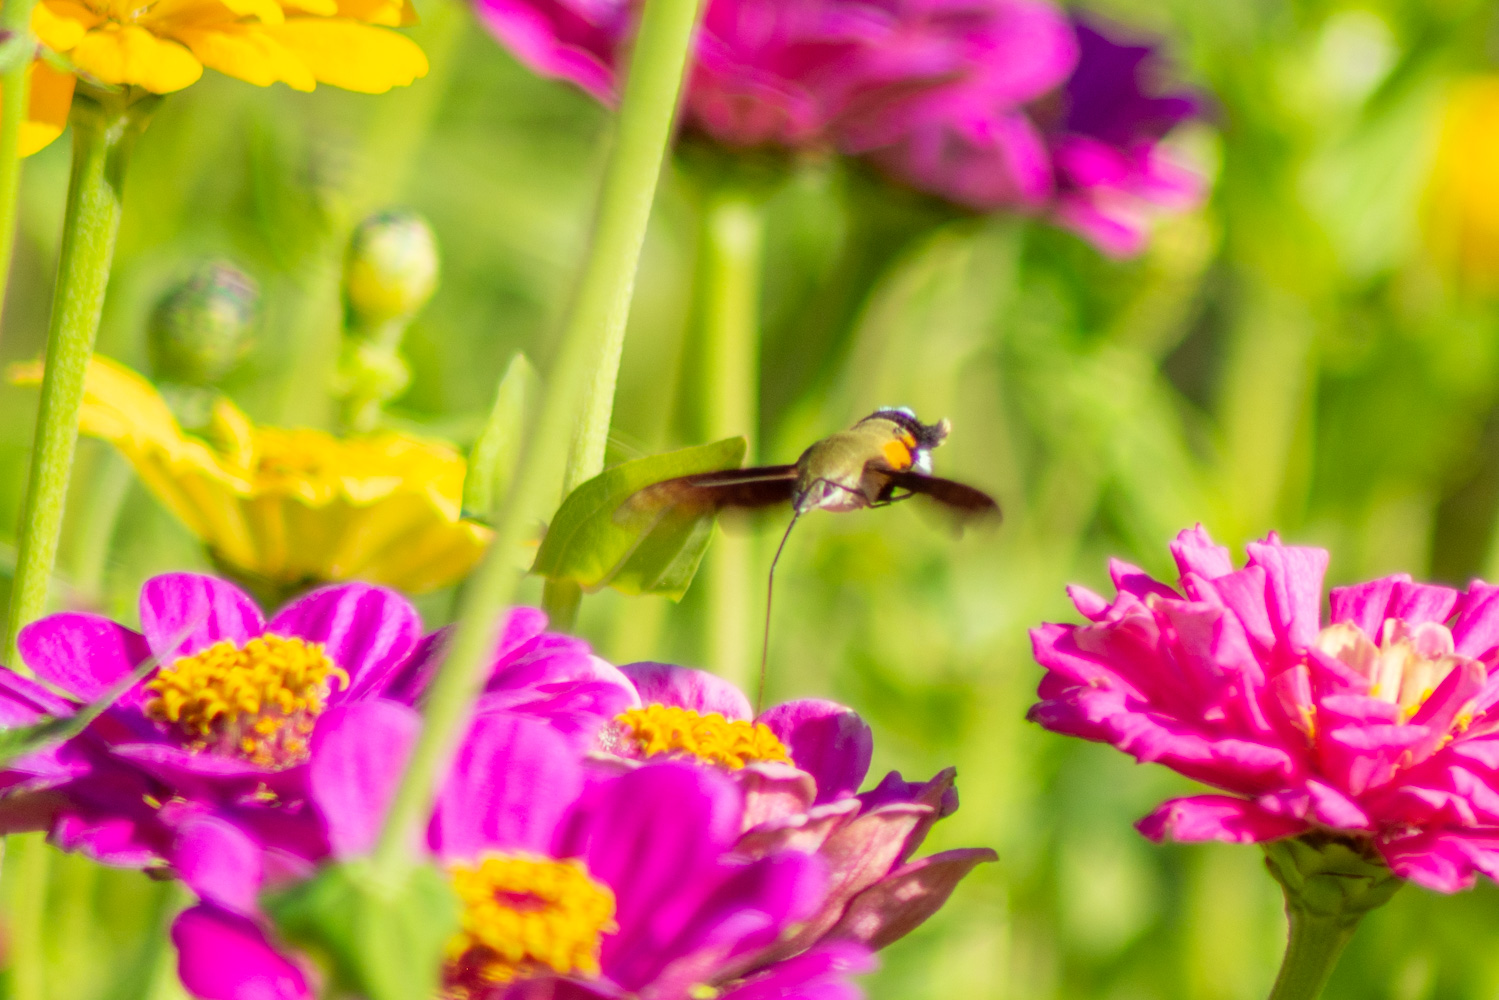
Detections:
[1045, 17, 1206, 255]
[172, 709, 871, 1000]
[603, 663, 996, 963]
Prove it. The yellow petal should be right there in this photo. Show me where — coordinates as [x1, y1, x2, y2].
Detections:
[277, 0, 338, 17]
[12, 61, 75, 156]
[32, 0, 98, 51]
[171, 24, 315, 90]
[266, 19, 425, 93]
[333, 0, 403, 26]
[217, 0, 284, 24]
[71, 24, 203, 93]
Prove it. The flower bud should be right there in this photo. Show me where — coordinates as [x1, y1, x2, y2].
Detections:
[344, 209, 439, 327]
[148, 261, 258, 387]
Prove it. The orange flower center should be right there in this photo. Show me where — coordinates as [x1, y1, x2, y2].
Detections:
[144, 635, 347, 767]
[444, 854, 616, 997]
[611, 705, 792, 769]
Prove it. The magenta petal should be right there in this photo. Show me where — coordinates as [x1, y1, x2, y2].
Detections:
[621, 663, 753, 720]
[759, 700, 872, 804]
[1244, 536, 1328, 650]
[17, 613, 151, 701]
[721, 942, 875, 1000]
[1454, 581, 1499, 658]
[173, 813, 265, 915]
[141, 574, 264, 659]
[736, 762, 817, 830]
[828, 846, 996, 950]
[1378, 827, 1499, 893]
[1170, 525, 1234, 580]
[431, 711, 582, 860]
[267, 584, 422, 701]
[173, 905, 311, 1000]
[1136, 794, 1307, 843]
[0, 665, 81, 725]
[308, 701, 421, 858]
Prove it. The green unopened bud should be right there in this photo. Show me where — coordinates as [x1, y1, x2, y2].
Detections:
[344, 209, 439, 327]
[148, 261, 259, 387]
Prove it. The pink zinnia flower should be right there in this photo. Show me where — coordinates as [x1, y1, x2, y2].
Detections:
[601, 663, 996, 958]
[1030, 525, 1499, 892]
[171, 708, 871, 1000]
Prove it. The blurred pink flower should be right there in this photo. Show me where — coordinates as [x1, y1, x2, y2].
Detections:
[474, 0, 1204, 254]
[1030, 525, 1499, 892]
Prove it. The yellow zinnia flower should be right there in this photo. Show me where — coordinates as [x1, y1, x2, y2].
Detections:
[1427, 76, 1499, 289]
[14, 354, 490, 594]
[5, 0, 427, 155]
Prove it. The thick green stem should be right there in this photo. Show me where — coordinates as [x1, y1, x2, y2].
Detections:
[370, 0, 705, 882]
[1264, 908, 1358, 1000]
[699, 188, 763, 689]
[0, 0, 38, 330]
[1260, 835, 1402, 1000]
[2, 88, 156, 667]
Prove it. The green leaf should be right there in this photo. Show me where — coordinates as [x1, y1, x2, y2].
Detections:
[531, 437, 747, 600]
[263, 860, 458, 1000]
[464, 352, 539, 520]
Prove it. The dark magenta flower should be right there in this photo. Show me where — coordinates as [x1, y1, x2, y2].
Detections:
[171, 708, 869, 1000]
[1030, 525, 1499, 892]
[602, 663, 995, 961]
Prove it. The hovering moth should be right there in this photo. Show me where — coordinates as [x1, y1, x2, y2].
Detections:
[624, 407, 1000, 522]
[623, 408, 999, 706]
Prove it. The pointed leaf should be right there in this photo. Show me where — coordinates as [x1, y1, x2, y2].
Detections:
[531, 437, 747, 600]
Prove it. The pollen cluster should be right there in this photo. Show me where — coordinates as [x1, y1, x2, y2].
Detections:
[145, 635, 347, 767]
[613, 705, 792, 769]
[444, 854, 616, 995]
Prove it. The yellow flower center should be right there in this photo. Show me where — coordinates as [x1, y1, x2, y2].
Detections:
[144, 635, 347, 767]
[1315, 619, 1465, 719]
[444, 855, 616, 996]
[612, 705, 792, 769]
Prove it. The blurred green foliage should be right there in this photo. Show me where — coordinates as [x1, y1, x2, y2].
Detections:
[4, 0, 1499, 998]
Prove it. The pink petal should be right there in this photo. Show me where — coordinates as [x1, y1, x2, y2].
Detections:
[172, 905, 311, 1000]
[266, 583, 422, 701]
[1169, 524, 1234, 580]
[759, 699, 872, 804]
[16, 613, 151, 701]
[307, 701, 421, 858]
[1136, 794, 1307, 843]
[827, 847, 996, 950]
[620, 662, 753, 720]
[140, 574, 264, 660]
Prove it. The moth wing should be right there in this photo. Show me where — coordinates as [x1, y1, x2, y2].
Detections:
[883, 471, 1001, 526]
[619, 465, 798, 523]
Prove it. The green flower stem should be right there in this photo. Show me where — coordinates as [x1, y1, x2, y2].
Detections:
[699, 187, 764, 688]
[370, 0, 705, 883]
[1265, 907, 1360, 1000]
[2, 87, 157, 667]
[1261, 835, 1402, 1000]
[0, 0, 38, 330]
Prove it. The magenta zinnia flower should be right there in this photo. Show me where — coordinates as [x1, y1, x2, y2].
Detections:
[0, 577, 635, 890]
[1030, 525, 1499, 892]
[171, 708, 872, 1000]
[601, 663, 995, 958]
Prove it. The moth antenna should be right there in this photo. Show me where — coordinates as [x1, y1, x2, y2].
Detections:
[758, 509, 800, 714]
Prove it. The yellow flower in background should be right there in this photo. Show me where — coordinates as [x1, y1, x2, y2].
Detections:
[13, 355, 490, 594]
[1427, 76, 1499, 288]
[6, 0, 428, 155]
